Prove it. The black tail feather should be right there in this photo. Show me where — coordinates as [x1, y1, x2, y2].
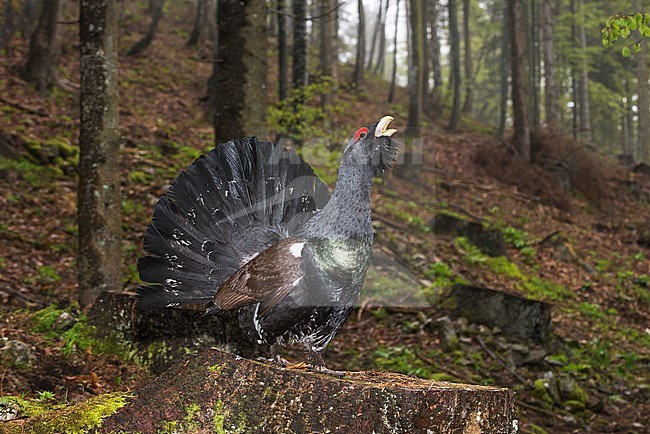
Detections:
[136, 137, 330, 309]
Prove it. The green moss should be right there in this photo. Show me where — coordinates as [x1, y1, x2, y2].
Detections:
[129, 170, 153, 184]
[208, 364, 223, 374]
[158, 402, 203, 433]
[35, 265, 60, 283]
[429, 372, 460, 382]
[213, 400, 247, 434]
[0, 157, 53, 187]
[1, 392, 129, 434]
[30, 305, 143, 363]
[379, 202, 431, 233]
[533, 379, 555, 408]
[521, 277, 574, 302]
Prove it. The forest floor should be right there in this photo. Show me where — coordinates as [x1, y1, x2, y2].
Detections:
[1, 3, 649, 433]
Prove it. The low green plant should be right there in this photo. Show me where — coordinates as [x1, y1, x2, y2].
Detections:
[36, 265, 61, 284]
[424, 262, 454, 287]
[268, 78, 350, 144]
[500, 225, 529, 249]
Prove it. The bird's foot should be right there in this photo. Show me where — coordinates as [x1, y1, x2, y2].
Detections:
[256, 354, 291, 367]
[307, 364, 346, 378]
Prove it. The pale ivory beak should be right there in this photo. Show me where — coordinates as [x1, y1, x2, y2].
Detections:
[375, 115, 398, 138]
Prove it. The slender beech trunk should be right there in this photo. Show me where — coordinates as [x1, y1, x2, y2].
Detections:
[387, 0, 400, 103]
[292, 0, 307, 92]
[508, 0, 531, 160]
[576, 0, 591, 144]
[319, 0, 336, 111]
[127, 0, 165, 56]
[541, 0, 558, 129]
[373, 0, 389, 75]
[394, 0, 424, 179]
[497, 4, 509, 138]
[204, 1, 219, 122]
[22, 0, 60, 93]
[461, 0, 473, 113]
[278, 0, 289, 101]
[352, 0, 365, 87]
[188, 0, 206, 46]
[448, 0, 461, 131]
[1, 0, 15, 55]
[634, 0, 650, 162]
[528, 0, 540, 126]
[366, 0, 383, 71]
[78, 0, 121, 307]
[429, 0, 442, 113]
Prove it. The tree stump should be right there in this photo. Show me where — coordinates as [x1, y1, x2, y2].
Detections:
[100, 349, 518, 433]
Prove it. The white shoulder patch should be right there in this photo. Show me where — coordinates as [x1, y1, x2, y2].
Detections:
[289, 242, 305, 258]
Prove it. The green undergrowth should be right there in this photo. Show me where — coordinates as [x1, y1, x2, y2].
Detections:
[0, 392, 129, 434]
[376, 199, 432, 234]
[0, 157, 57, 188]
[454, 237, 573, 302]
[268, 79, 351, 145]
[29, 304, 164, 367]
[372, 346, 471, 383]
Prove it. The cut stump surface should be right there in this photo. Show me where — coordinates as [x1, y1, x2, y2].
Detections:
[101, 349, 518, 433]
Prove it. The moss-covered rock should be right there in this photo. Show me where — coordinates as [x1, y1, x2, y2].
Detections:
[1, 392, 129, 434]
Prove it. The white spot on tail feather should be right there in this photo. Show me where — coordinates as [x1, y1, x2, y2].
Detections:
[289, 242, 305, 258]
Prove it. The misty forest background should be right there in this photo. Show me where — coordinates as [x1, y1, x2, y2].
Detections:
[1, 0, 650, 433]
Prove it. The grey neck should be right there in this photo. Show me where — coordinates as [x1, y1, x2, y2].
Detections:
[302, 161, 374, 242]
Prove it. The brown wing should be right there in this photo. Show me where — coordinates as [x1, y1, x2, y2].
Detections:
[213, 237, 306, 315]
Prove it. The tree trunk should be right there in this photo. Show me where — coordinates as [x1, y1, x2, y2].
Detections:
[203, 0, 219, 124]
[278, 0, 289, 102]
[429, 0, 443, 114]
[268, 0, 278, 37]
[408, 0, 424, 134]
[292, 0, 307, 92]
[387, 0, 400, 103]
[100, 349, 518, 433]
[1, 0, 15, 56]
[541, 0, 558, 130]
[19, 0, 39, 40]
[448, 0, 461, 131]
[319, 0, 337, 111]
[22, 0, 60, 93]
[187, 0, 206, 46]
[372, 0, 389, 76]
[576, 0, 591, 144]
[127, 0, 165, 56]
[497, 4, 509, 138]
[352, 0, 365, 87]
[394, 0, 424, 180]
[508, 0, 531, 160]
[78, 0, 122, 308]
[366, 0, 382, 71]
[635, 0, 650, 163]
[527, 0, 540, 127]
[461, 0, 473, 114]
[213, 0, 268, 142]
[625, 77, 634, 158]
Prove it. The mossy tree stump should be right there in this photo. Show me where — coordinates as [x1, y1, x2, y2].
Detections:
[101, 349, 517, 433]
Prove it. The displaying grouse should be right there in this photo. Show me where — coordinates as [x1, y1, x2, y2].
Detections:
[137, 116, 399, 372]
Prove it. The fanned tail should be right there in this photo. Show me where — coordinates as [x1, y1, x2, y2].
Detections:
[137, 137, 330, 308]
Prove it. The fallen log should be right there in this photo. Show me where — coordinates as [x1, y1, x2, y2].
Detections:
[100, 349, 518, 433]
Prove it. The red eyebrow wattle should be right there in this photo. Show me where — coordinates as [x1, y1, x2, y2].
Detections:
[354, 127, 369, 141]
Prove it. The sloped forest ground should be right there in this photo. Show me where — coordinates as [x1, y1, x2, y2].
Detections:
[1, 3, 649, 433]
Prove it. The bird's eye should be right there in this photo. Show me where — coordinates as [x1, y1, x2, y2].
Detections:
[354, 127, 369, 141]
